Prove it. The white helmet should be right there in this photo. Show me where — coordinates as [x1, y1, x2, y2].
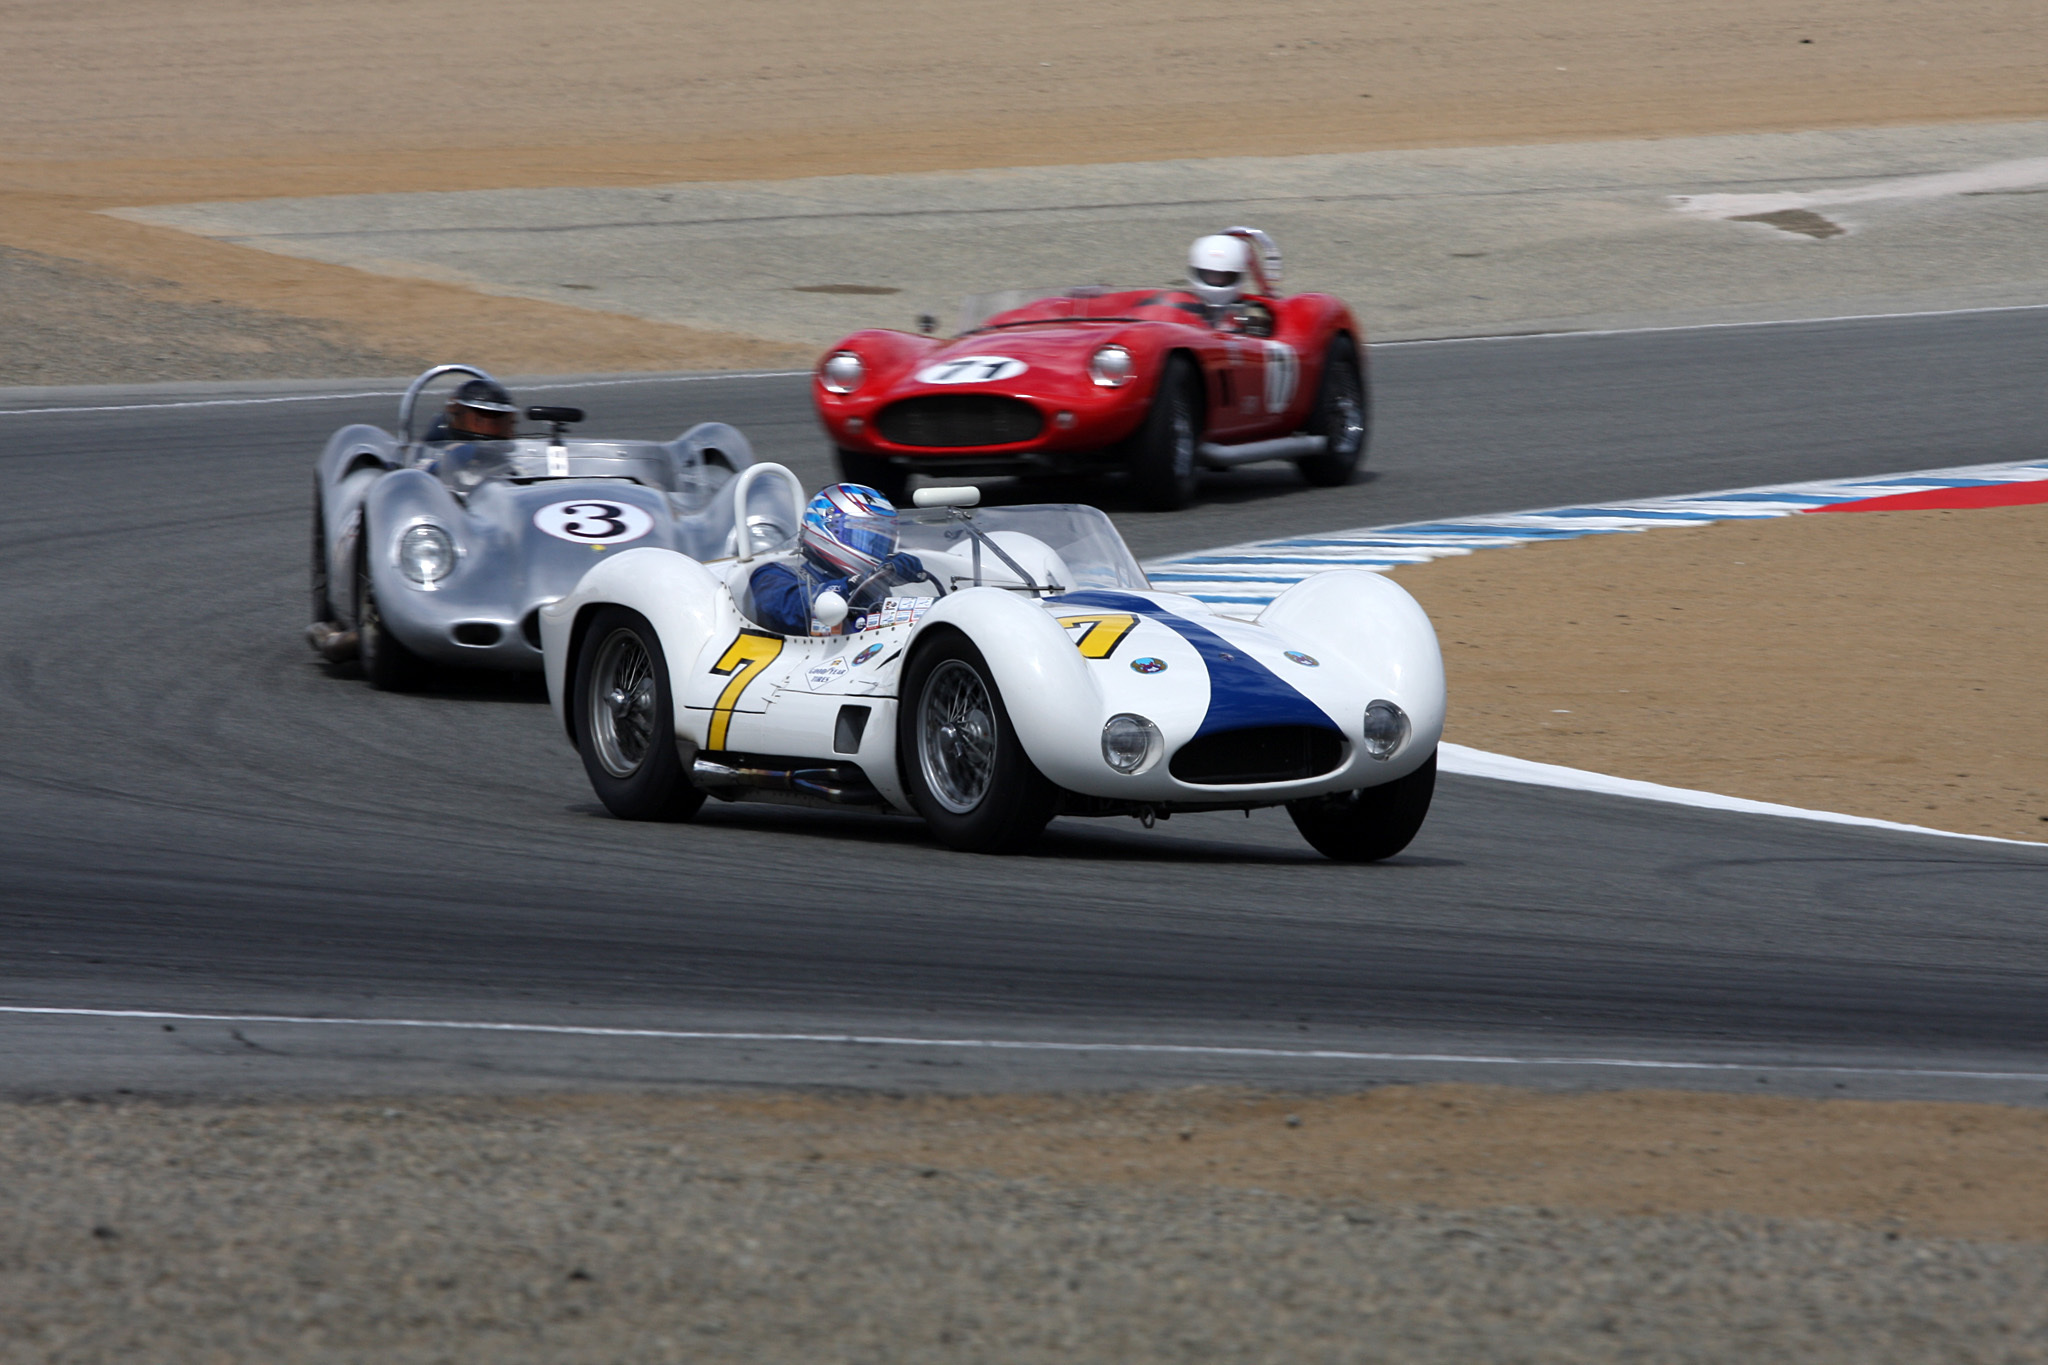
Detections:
[1188, 233, 1252, 306]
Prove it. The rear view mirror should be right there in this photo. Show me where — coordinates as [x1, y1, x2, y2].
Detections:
[526, 406, 585, 424]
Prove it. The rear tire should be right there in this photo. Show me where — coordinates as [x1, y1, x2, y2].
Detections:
[898, 630, 1058, 853]
[1126, 356, 1201, 511]
[355, 524, 426, 691]
[834, 447, 909, 501]
[1287, 750, 1435, 861]
[1296, 334, 1369, 488]
[571, 606, 707, 822]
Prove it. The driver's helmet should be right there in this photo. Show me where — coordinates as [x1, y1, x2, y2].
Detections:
[1187, 233, 1252, 307]
[799, 483, 900, 578]
[446, 378, 518, 440]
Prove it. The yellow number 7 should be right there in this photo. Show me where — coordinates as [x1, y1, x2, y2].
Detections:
[1055, 613, 1138, 659]
[707, 630, 783, 749]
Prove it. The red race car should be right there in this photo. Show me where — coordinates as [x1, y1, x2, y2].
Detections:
[812, 228, 1368, 510]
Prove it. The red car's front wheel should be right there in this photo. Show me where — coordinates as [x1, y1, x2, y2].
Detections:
[1126, 355, 1202, 511]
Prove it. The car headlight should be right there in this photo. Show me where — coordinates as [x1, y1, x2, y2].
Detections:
[1088, 345, 1134, 388]
[821, 350, 866, 394]
[398, 523, 456, 584]
[1101, 713, 1163, 774]
[1361, 700, 1410, 760]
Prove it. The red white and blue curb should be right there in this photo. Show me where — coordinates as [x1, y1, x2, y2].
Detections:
[1145, 456, 2048, 610]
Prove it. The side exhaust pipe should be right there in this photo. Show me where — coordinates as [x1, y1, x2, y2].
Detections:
[691, 754, 885, 807]
[306, 621, 360, 663]
[1197, 434, 1329, 468]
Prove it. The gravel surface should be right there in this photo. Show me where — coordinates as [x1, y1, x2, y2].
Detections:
[6, 1095, 2048, 1363]
[0, 246, 420, 386]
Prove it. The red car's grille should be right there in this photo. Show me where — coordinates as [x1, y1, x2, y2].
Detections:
[875, 395, 1043, 448]
[1169, 726, 1345, 785]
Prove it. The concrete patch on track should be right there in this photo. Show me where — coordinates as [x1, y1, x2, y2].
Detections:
[109, 121, 2048, 349]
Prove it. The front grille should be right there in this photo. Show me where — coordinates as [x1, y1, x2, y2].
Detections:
[1170, 726, 1344, 786]
[875, 395, 1043, 448]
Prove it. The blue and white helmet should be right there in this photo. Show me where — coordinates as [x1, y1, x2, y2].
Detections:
[800, 482, 900, 578]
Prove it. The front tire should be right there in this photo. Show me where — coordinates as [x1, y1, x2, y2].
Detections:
[1287, 750, 1435, 861]
[355, 524, 426, 691]
[898, 631, 1058, 853]
[311, 482, 333, 624]
[1296, 334, 1369, 488]
[834, 447, 909, 501]
[1126, 356, 1202, 511]
[571, 607, 707, 822]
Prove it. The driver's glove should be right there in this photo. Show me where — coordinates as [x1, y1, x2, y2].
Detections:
[885, 552, 926, 580]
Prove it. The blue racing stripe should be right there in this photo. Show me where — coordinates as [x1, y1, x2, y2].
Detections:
[1049, 590, 1340, 738]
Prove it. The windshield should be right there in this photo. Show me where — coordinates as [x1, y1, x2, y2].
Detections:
[895, 504, 1149, 594]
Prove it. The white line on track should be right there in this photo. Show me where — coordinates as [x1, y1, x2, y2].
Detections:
[6, 299, 2046, 414]
[1442, 745, 2048, 848]
[5, 1005, 2046, 1084]
[1372, 300, 2048, 347]
[0, 370, 811, 418]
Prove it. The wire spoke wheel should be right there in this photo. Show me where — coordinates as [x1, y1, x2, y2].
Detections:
[1327, 358, 1366, 456]
[587, 627, 659, 778]
[918, 659, 999, 813]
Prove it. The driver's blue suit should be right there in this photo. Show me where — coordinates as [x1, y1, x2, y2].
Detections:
[747, 552, 928, 636]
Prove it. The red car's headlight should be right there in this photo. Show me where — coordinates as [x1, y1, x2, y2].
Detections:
[1088, 345, 1134, 388]
[820, 351, 866, 394]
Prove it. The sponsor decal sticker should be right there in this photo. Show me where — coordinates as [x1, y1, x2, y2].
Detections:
[852, 643, 884, 666]
[1285, 651, 1320, 667]
[805, 655, 854, 691]
[1131, 656, 1167, 674]
[532, 499, 654, 546]
[915, 356, 1027, 385]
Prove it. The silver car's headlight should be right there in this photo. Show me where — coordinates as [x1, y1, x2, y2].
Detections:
[821, 350, 866, 394]
[1361, 700, 1410, 760]
[1088, 345, 1134, 388]
[1101, 713, 1163, 774]
[398, 523, 456, 584]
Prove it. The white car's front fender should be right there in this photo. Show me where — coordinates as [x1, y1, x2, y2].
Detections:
[539, 547, 723, 743]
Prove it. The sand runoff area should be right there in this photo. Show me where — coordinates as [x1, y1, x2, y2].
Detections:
[11, 1086, 2048, 1360]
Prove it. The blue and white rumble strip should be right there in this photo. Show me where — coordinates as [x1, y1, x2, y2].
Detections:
[1145, 456, 2048, 612]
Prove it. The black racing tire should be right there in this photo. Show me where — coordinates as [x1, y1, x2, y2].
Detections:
[1296, 333, 1370, 488]
[310, 481, 333, 624]
[834, 447, 909, 502]
[570, 606, 707, 822]
[1286, 749, 1436, 862]
[354, 521, 427, 691]
[1125, 355, 1202, 511]
[897, 629, 1059, 853]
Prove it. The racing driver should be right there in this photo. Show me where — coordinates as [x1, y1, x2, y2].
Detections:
[1186, 233, 1253, 315]
[748, 483, 929, 635]
[429, 377, 519, 442]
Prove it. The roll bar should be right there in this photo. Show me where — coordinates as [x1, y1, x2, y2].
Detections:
[398, 363, 501, 443]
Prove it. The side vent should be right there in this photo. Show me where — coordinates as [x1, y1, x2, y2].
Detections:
[834, 705, 872, 755]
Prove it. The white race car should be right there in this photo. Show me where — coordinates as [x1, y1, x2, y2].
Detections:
[539, 469, 1445, 858]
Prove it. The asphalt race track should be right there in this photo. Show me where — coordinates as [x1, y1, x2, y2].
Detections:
[3, 308, 2045, 1103]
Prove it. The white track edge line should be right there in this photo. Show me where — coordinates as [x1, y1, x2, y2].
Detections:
[1440, 744, 2048, 848]
[9, 300, 2044, 414]
[1371, 300, 2048, 347]
[0, 370, 812, 417]
[4, 1006, 2044, 1083]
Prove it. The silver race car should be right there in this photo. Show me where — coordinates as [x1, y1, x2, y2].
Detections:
[309, 365, 763, 688]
